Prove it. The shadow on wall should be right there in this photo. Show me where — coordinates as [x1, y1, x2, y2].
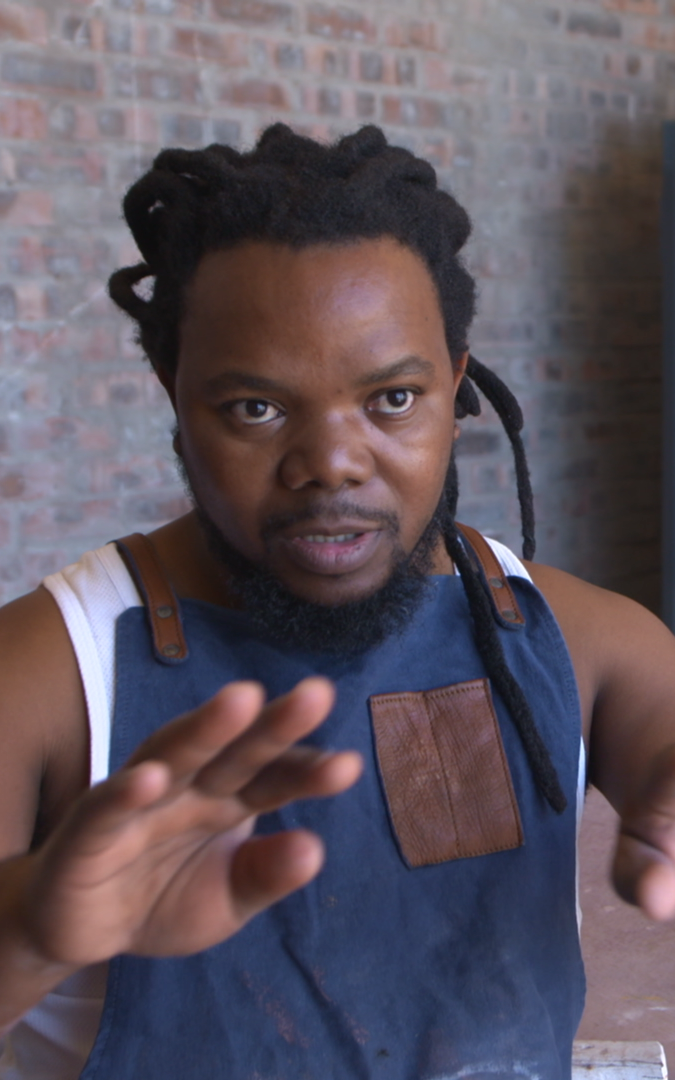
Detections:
[458, 115, 662, 614]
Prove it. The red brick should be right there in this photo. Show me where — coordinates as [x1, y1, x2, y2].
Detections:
[1, 53, 99, 93]
[602, 0, 660, 12]
[22, 549, 73, 587]
[212, 0, 294, 28]
[355, 90, 376, 119]
[20, 499, 119, 541]
[62, 14, 93, 48]
[15, 146, 106, 186]
[0, 96, 48, 139]
[0, 512, 11, 548]
[7, 326, 66, 366]
[123, 493, 192, 525]
[419, 137, 453, 168]
[76, 372, 147, 409]
[87, 456, 178, 495]
[631, 21, 675, 50]
[113, 63, 203, 105]
[307, 4, 376, 43]
[424, 58, 488, 94]
[275, 42, 306, 71]
[307, 43, 354, 78]
[395, 56, 416, 86]
[14, 282, 47, 320]
[125, 104, 160, 144]
[160, 111, 204, 145]
[220, 78, 289, 107]
[0, 3, 47, 45]
[13, 374, 55, 412]
[385, 20, 442, 50]
[66, 327, 118, 365]
[566, 10, 622, 37]
[382, 94, 445, 129]
[6, 236, 43, 275]
[0, 555, 21, 590]
[171, 27, 248, 63]
[101, 18, 129, 54]
[602, 50, 655, 79]
[18, 416, 115, 455]
[0, 462, 62, 501]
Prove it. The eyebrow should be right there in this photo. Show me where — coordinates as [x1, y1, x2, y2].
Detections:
[354, 355, 435, 387]
[204, 355, 435, 397]
[204, 371, 288, 396]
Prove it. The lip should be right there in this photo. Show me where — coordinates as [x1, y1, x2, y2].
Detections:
[274, 525, 384, 575]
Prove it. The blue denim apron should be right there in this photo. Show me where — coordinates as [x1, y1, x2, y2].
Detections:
[80, 570, 584, 1080]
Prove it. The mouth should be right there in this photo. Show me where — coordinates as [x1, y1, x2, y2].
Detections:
[273, 524, 386, 576]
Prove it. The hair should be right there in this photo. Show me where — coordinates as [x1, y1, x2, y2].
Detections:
[109, 123, 565, 814]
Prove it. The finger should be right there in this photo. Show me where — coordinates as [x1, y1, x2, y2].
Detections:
[627, 743, 675, 832]
[230, 830, 325, 923]
[613, 831, 675, 921]
[46, 762, 172, 859]
[237, 749, 363, 814]
[195, 677, 335, 796]
[128, 682, 266, 780]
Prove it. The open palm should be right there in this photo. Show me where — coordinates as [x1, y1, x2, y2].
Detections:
[21, 678, 362, 966]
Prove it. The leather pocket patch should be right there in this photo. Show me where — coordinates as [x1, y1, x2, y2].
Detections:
[369, 679, 523, 867]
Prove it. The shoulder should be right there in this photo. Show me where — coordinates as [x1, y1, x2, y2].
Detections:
[0, 585, 86, 855]
[525, 561, 675, 745]
[0, 543, 139, 856]
[526, 560, 664, 649]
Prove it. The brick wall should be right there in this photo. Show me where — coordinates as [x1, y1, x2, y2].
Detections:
[0, 0, 673, 610]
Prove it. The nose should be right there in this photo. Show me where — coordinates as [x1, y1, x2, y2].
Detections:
[278, 413, 374, 492]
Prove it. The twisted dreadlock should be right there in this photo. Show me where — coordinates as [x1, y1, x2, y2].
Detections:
[109, 123, 565, 813]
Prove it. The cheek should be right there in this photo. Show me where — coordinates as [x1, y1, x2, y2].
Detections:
[386, 417, 454, 534]
[177, 415, 272, 543]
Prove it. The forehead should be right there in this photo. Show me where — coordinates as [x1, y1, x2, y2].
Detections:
[178, 237, 449, 374]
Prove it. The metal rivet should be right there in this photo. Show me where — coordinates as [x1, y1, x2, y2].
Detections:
[162, 643, 180, 657]
[156, 605, 173, 619]
[488, 577, 504, 589]
[502, 609, 518, 622]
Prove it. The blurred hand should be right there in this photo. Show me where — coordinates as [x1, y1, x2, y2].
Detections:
[612, 744, 675, 921]
[17, 677, 362, 965]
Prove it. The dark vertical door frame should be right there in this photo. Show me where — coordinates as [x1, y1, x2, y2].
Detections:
[662, 122, 675, 629]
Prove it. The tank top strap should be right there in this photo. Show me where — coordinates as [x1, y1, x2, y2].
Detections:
[115, 533, 189, 664]
[456, 521, 525, 627]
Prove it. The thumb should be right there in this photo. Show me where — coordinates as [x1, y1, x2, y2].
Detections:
[613, 743, 675, 921]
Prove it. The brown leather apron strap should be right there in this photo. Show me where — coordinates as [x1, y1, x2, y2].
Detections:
[115, 533, 189, 664]
[455, 522, 525, 627]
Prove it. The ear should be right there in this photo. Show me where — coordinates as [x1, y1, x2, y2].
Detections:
[155, 365, 177, 411]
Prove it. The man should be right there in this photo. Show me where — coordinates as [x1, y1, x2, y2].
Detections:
[1, 123, 674, 1080]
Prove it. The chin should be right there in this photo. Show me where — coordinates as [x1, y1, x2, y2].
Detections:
[192, 499, 446, 655]
[276, 568, 394, 609]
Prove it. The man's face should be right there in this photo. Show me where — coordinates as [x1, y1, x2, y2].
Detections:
[170, 237, 465, 608]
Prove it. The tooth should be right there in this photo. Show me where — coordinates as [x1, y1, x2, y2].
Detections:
[304, 534, 357, 543]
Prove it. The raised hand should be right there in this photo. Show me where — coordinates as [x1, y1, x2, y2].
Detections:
[612, 743, 675, 921]
[12, 677, 362, 970]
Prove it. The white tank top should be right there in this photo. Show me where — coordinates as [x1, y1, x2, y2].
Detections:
[1, 539, 580, 1080]
[0, 546, 140, 1080]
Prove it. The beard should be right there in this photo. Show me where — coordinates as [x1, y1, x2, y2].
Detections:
[176, 450, 452, 656]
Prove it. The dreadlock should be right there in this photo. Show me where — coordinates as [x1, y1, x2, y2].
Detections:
[108, 122, 565, 813]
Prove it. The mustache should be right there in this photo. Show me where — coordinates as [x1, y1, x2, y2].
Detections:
[261, 502, 401, 539]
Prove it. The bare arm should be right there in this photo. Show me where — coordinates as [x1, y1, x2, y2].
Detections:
[0, 591, 361, 1035]
[530, 562, 675, 919]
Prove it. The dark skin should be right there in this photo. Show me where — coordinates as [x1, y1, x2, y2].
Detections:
[1, 237, 675, 1037]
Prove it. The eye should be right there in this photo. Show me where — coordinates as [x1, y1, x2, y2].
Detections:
[228, 399, 284, 425]
[369, 388, 417, 416]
